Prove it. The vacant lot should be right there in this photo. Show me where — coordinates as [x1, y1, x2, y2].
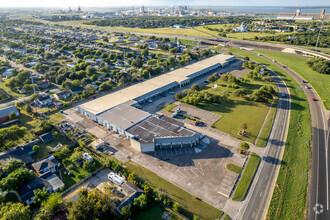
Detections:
[190, 74, 275, 143]
[254, 49, 330, 110]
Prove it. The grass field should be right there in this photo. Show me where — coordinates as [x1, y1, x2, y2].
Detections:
[232, 153, 261, 201]
[194, 75, 275, 143]
[0, 89, 10, 101]
[0, 82, 29, 99]
[163, 103, 177, 112]
[229, 48, 311, 219]
[125, 161, 223, 220]
[133, 202, 181, 220]
[255, 96, 278, 147]
[226, 163, 242, 175]
[224, 214, 231, 220]
[254, 49, 330, 110]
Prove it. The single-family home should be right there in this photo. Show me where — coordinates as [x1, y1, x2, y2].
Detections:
[117, 182, 144, 214]
[0, 106, 20, 122]
[54, 91, 71, 100]
[18, 172, 64, 205]
[39, 132, 54, 143]
[83, 153, 93, 162]
[2, 69, 13, 78]
[128, 36, 140, 41]
[34, 95, 52, 107]
[32, 156, 60, 175]
[70, 87, 84, 94]
[37, 81, 49, 89]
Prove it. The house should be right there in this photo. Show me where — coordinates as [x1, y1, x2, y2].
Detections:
[39, 132, 54, 143]
[91, 139, 105, 150]
[2, 69, 13, 78]
[117, 182, 144, 214]
[70, 87, 84, 94]
[0, 106, 20, 122]
[54, 91, 71, 100]
[37, 81, 49, 89]
[32, 156, 60, 175]
[128, 36, 140, 41]
[18, 172, 64, 205]
[34, 95, 52, 107]
[83, 153, 93, 162]
[0, 140, 39, 166]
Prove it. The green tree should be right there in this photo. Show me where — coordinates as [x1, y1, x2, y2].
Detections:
[36, 193, 63, 220]
[3, 158, 23, 173]
[240, 142, 250, 151]
[127, 172, 135, 182]
[33, 187, 49, 204]
[172, 202, 181, 213]
[175, 93, 183, 100]
[191, 84, 199, 91]
[141, 48, 149, 57]
[0, 202, 31, 220]
[24, 104, 32, 114]
[133, 194, 148, 209]
[121, 205, 131, 218]
[32, 145, 40, 154]
[9, 111, 17, 120]
[0, 168, 35, 191]
[207, 76, 215, 82]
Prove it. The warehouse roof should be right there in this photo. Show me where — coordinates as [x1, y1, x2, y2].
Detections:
[79, 54, 235, 115]
[126, 115, 197, 143]
[98, 102, 151, 131]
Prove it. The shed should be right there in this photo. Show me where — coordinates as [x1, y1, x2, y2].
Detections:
[91, 139, 105, 150]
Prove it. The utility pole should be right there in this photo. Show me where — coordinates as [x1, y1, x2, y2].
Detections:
[315, 20, 324, 50]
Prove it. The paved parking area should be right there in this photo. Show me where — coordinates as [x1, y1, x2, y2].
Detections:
[172, 103, 221, 126]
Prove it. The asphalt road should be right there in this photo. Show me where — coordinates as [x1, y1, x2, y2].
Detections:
[237, 57, 291, 220]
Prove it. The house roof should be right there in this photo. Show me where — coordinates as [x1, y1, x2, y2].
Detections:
[0, 140, 39, 165]
[0, 106, 19, 118]
[39, 132, 53, 143]
[32, 157, 59, 173]
[71, 87, 84, 93]
[37, 95, 52, 102]
[19, 172, 64, 203]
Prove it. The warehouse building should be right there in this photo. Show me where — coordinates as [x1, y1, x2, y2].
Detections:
[78, 54, 235, 152]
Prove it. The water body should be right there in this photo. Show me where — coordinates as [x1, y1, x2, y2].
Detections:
[195, 6, 330, 14]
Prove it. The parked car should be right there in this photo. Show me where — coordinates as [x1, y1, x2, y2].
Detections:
[305, 86, 309, 89]
[281, 93, 285, 97]
[311, 98, 316, 101]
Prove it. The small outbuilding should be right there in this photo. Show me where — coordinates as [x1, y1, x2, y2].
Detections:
[91, 139, 105, 150]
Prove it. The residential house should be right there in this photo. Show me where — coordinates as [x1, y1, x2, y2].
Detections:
[39, 132, 54, 143]
[0, 140, 39, 166]
[34, 95, 53, 107]
[18, 172, 64, 205]
[2, 68, 13, 78]
[70, 87, 84, 94]
[128, 36, 140, 41]
[54, 91, 71, 100]
[83, 153, 93, 162]
[37, 81, 49, 89]
[91, 139, 105, 150]
[32, 156, 60, 175]
[117, 182, 144, 214]
[0, 106, 20, 122]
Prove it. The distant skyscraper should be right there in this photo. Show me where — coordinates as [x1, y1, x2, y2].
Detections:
[140, 6, 145, 13]
[78, 6, 81, 13]
[296, 8, 301, 17]
[68, 7, 72, 13]
[320, 9, 325, 19]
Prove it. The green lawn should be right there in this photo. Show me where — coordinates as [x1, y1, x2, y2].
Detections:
[125, 161, 223, 220]
[163, 103, 177, 112]
[0, 89, 11, 102]
[224, 214, 231, 220]
[232, 153, 261, 201]
[255, 96, 278, 147]
[133, 202, 181, 220]
[254, 49, 330, 110]
[226, 163, 242, 175]
[229, 48, 311, 219]
[0, 80, 31, 99]
[194, 76, 274, 143]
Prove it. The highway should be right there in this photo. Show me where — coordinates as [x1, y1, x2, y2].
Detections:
[237, 55, 291, 220]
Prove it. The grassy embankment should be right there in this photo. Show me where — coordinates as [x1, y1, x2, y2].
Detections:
[232, 153, 261, 201]
[254, 49, 330, 110]
[229, 48, 311, 219]
[226, 163, 243, 175]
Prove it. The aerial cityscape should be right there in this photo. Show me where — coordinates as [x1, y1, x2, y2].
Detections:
[0, 1, 329, 219]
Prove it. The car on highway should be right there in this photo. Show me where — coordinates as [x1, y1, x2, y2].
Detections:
[305, 86, 309, 89]
[311, 98, 315, 101]
[44, 89, 50, 93]
[302, 80, 307, 83]
[281, 93, 285, 97]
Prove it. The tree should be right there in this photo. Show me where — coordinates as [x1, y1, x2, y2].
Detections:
[131, 58, 143, 68]
[36, 193, 64, 220]
[24, 104, 32, 114]
[33, 187, 49, 204]
[241, 123, 247, 131]
[175, 93, 183, 100]
[141, 48, 149, 57]
[243, 56, 250, 61]
[169, 48, 177, 56]
[99, 81, 112, 92]
[82, 160, 94, 172]
[173, 202, 181, 213]
[127, 172, 135, 182]
[33, 145, 40, 154]
[207, 76, 215, 82]
[0, 168, 35, 191]
[67, 188, 115, 220]
[121, 205, 131, 218]
[133, 194, 148, 209]
[9, 111, 17, 120]
[240, 142, 250, 151]
[191, 84, 199, 91]
[3, 158, 23, 173]
[0, 202, 31, 220]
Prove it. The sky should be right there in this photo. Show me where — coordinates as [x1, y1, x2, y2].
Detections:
[0, 0, 329, 8]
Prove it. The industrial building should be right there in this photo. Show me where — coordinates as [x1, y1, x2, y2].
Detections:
[78, 54, 236, 152]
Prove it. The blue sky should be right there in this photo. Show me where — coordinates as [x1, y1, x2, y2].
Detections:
[0, 0, 328, 7]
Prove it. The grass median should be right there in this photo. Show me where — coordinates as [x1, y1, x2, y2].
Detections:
[229, 48, 311, 219]
[125, 161, 223, 220]
[232, 153, 261, 201]
[226, 163, 243, 175]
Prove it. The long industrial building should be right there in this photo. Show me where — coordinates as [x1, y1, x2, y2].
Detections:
[78, 54, 236, 152]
